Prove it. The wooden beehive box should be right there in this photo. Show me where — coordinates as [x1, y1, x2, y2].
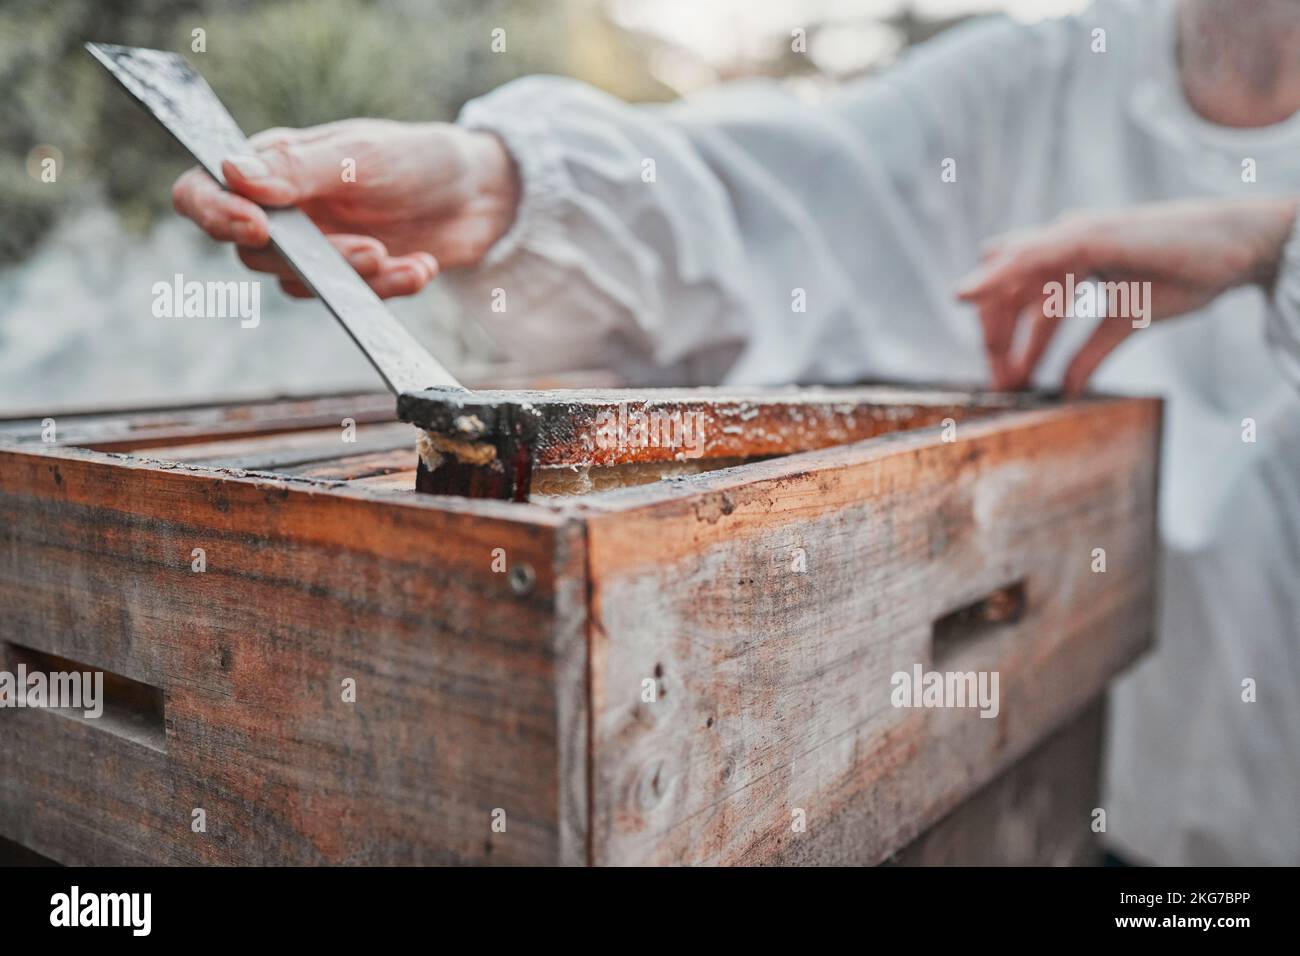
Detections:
[0, 386, 1160, 865]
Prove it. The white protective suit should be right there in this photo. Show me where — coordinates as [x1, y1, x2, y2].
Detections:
[442, 0, 1300, 865]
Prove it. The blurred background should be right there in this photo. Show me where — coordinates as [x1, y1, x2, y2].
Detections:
[0, 0, 1086, 409]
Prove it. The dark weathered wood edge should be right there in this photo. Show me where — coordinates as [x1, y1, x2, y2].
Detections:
[399, 385, 1065, 500]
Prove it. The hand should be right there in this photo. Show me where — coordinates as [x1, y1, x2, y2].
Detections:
[956, 197, 1299, 393]
[171, 118, 520, 299]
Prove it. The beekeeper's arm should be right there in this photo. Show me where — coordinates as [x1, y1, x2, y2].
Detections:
[439, 14, 1078, 384]
[170, 14, 1085, 384]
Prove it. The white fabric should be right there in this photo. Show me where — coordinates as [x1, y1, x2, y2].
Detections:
[443, 0, 1300, 865]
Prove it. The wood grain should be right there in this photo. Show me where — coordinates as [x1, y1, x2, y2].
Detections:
[405, 384, 1039, 500]
[0, 391, 395, 453]
[133, 421, 417, 471]
[579, 398, 1160, 865]
[0, 390, 1161, 866]
[885, 698, 1106, 866]
[0, 446, 587, 865]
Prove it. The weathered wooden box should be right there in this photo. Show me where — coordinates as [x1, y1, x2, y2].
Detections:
[0, 387, 1160, 865]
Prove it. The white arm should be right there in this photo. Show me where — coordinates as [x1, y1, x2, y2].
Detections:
[441, 14, 1081, 386]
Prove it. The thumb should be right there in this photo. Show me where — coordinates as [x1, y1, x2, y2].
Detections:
[222, 138, 346, 207]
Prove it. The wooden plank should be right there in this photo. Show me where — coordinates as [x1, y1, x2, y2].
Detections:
[0, 392, 395, 452]
[403, 384, 1033, 467]
[885, 697, 1105, 866]
[404, 385, 1038, 500]
[132, 422, 416, 471]
[0, 368, 622, 454]
[0, 390, 1160, 866]
[349, 469, 419, 490]
[282, 448, 417, 482]
[0, 446, 586, 865]
[580, 397, 1159, 865]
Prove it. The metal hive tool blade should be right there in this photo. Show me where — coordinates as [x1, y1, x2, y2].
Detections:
[86, 42, 465, 397]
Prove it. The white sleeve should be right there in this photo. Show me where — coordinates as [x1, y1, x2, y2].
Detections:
[1268, 214, 1300, 388]
[439, 14, 1080, 386]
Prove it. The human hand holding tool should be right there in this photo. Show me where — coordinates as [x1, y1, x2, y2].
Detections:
[88, 41, 471, 395]
[171, 118, 520, 300]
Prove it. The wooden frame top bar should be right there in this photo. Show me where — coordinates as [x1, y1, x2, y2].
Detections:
[398, 384, 1055, 501]
[1, 384, 1081, 504]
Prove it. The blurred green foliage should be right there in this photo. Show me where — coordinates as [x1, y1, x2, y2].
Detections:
[0, 0, 670, 263]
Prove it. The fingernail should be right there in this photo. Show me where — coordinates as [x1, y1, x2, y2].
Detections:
[227, 155, 270, 179]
